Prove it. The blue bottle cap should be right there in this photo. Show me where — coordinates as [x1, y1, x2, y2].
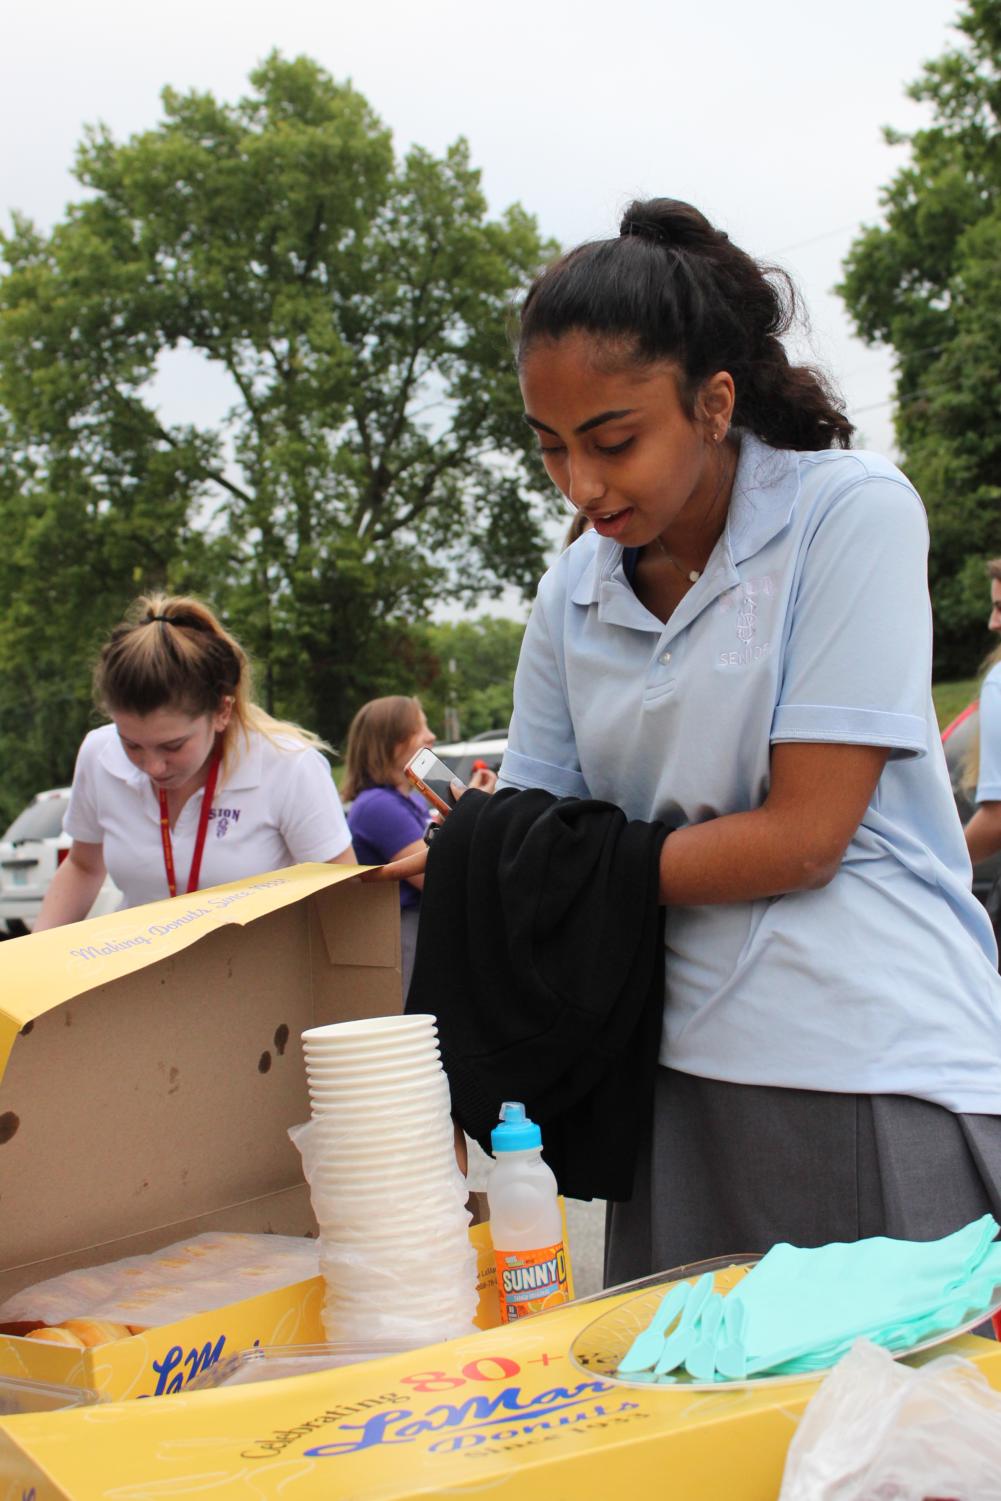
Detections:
[490, 1100, 542, 1153]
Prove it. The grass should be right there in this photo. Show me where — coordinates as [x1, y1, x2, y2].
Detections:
[932, 678, 979, 731]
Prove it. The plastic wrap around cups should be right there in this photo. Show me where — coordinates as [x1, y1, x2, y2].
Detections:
[309, 1137, 461, 1175]
[315, 1199, 473, 1243]
[309, 1152, 462, 1188]
[319, 1263, 478, 1304]
[319, 1244, 476, 1287]
[324, 1277, 478, 1313]
[323, 1297, 477, 1333]
[289, 1118, 465, 1203]
[311, 1187, 467, 1229]
[308, 1158, 469, 1201]
[314, 1205, 474, 1246]
[305, 1113, 456, 1151]
[309, 1150, 458, 1183]
[324, 1305, 477, 1344]
[313, 1194, 471, 1230]
[312, 1194, 471, 1240]
[323, 1278, 478, 1318]
[307, 1100, 451, 1126]
[314, 1214, 471, 1248]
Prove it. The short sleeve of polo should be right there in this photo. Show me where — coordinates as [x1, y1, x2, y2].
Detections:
[499, 585, 590, 799]
[277, 746, 352, 861]
[63, 731, 106, 844]
[771, 471, 930, 758]
[348, 789, 425, 863]
[976, 664, 1001, 802]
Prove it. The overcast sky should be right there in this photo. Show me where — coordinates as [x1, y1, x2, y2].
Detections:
[1, 0, 965, 587]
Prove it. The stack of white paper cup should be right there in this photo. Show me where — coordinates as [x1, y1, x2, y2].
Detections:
[293, 1014, 479, 1344]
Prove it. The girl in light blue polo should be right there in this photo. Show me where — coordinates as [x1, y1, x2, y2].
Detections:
[502, 198, 1001, 1281]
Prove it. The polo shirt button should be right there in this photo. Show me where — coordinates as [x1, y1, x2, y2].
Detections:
[659, 650, 672, 665]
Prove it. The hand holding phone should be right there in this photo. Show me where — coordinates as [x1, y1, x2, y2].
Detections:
[404, 748, 467, 817]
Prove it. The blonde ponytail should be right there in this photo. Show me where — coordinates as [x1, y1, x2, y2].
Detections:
[95, 593, 331, 783]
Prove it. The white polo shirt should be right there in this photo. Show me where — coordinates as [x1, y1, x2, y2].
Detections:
[500, 432, 1001, 1112]
[976, 661, 1001, 803]
[65, 724, 352, 910]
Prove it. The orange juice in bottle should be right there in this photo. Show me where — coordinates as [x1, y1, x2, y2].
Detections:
[488, 1102, 569, 1322]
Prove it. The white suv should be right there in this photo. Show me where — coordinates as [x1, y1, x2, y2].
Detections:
[0, 788, 120, 936]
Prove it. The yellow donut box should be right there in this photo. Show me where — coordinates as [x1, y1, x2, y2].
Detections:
[0, 1295, 998, 1501]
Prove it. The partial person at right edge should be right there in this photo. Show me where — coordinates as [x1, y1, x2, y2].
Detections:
[965, 558, 1001, 943]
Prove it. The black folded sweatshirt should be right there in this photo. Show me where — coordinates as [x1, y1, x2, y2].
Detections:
[406, 787, 668, 1202]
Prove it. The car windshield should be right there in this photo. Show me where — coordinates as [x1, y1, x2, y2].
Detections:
[1, 796, 69, 842]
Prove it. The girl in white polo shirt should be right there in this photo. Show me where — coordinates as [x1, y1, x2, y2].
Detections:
[35, 593, 354, 926]
[386, 197, 1001, 1278]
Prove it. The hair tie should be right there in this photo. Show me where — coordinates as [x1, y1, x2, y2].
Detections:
[146, 615, 172, 624]
[621, 220, 671, 246]
[621, 220, 729, 250]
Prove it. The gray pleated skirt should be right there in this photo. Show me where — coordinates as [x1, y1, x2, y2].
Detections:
[400, 904, 421, 1005]
[604, 1067, 1001, 1287]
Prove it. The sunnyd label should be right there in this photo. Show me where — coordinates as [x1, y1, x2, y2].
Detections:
[494, 1241, 569, 1323]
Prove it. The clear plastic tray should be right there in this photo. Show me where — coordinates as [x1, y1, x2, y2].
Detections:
[0, 1374, 100, 1414]
[188, 1338, 431, 1390]
[568, 1253, 1001, 1393]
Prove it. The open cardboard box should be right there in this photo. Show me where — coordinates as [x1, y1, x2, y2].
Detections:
[0, 864, 421, 1399]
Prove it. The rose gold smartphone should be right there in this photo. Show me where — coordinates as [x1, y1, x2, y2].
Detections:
[404, 748, 466, 817]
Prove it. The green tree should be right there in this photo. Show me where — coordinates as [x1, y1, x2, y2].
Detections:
[0, 54, 557, 820]
[838, 0, 1001, 675]
[412, 616, 527, 740]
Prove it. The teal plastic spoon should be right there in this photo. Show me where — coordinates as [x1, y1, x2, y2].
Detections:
[617, 1280, 691, 1374]
[654, 1272, 715, 1378]
[715, 1297, 748, 1381]
[684, 1291, 724, 1381]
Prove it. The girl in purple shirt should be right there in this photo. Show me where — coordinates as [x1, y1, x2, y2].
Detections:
[344, 696, 437, 997]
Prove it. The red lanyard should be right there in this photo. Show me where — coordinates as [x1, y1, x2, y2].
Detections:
[158, 751, 221, 898]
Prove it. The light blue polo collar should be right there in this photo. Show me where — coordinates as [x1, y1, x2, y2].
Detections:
[570, 432, 802, 614]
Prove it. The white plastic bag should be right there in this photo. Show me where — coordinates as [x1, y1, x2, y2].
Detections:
[779, 1337, 1001, 1500]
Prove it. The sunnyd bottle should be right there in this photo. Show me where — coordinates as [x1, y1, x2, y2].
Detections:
[488, 1101, 570, 1323]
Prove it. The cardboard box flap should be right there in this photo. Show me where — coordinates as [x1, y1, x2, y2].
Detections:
[0, 864, 371, 1082]
[313, 875, 399, 970]
[0, 866, 402, 1291]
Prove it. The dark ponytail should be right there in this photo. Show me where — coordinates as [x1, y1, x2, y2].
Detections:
[519, 198, 853, 452]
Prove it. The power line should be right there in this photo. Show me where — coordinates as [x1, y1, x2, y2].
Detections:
[766, 222, 866, 258]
